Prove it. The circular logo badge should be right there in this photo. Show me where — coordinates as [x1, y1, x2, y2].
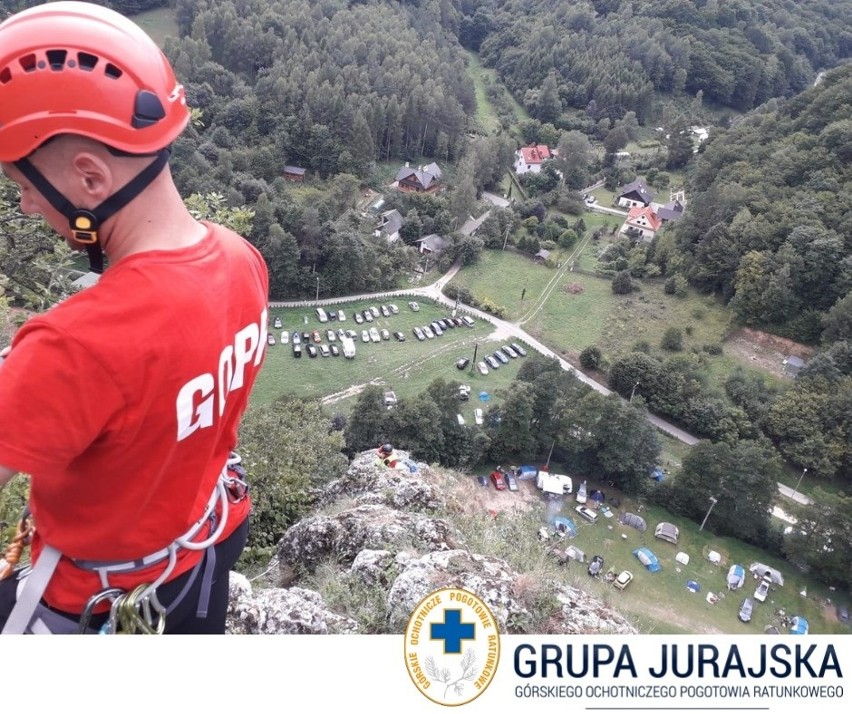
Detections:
[404, 587, 500, 706]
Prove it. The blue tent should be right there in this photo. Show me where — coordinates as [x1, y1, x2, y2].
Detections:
[633, 547, 661, 573]
[479, 391, 491, 401]
[650, 466, 666, 482]
[550, 516, 577, 538]
[517, 465, 538, 480]
[687, 580, 701, 593]
[789, 617, 809, 635]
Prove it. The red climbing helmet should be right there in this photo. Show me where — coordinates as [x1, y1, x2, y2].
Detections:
[0, 1, 189, 161]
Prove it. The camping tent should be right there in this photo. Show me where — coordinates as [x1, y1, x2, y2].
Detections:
[633, 547, 661, 572]
[686, 580, 701, 593]
[789, 617, 808, 635]
[726, 564, 746, 590]
[619, 512, 647, 532]
[589, 489, 606, 503]
[707, 550, 722, 564]
[749, 563, 784, 586]
[654, 522, 679, 544]
[550, 516, 577, 538]
[517, 465, 538, 480]
[565, 545, 586, 563]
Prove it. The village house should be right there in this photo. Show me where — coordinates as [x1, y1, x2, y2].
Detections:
[416, 233, 445, 255]
[375, 209, 403, 243]
[395, 162, 442, 193]
[616, 179, 654, 208]
[514, 144, 551, 174]
[621, 206, 662, 241]
[283, 165, 306, 182]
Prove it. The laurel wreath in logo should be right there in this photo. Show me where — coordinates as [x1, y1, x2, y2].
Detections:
[424, 648, 479, 698]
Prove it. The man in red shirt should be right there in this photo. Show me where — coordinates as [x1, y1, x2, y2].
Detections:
[0, 2, 269, 633]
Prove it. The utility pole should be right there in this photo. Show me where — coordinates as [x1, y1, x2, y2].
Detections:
[699, 496, 718, 532]
[502, 224, 511, 251]
[629, 381, 640, 403]
[545, 439, 556, 469]
[315, 276, 320, 306]
[470, 343, 478, 375]
[792, 467, 808, 501]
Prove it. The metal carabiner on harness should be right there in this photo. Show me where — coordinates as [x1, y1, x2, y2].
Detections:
[76, 587, 124, 634]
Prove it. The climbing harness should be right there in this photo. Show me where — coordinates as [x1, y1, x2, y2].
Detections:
[1, 454, 249, 635]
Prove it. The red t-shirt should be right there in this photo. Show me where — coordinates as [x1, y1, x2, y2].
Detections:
[0, 222, 269, 612]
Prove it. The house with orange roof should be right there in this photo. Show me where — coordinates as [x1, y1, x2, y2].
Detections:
[621, 205, 662, 241]
[514, 144, 551, 174]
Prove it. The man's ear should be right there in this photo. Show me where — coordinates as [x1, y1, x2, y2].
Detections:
[71, 152, 112, 200]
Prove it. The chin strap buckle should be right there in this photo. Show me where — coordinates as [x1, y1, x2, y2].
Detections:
[70, 210, 99, 244]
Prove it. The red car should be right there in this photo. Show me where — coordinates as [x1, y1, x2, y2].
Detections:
[490, 470, 506, 490]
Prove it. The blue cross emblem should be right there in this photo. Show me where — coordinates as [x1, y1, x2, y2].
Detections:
[431, 609, 475, 654]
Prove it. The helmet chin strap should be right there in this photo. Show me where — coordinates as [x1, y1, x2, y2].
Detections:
[14, 149, 171, 274]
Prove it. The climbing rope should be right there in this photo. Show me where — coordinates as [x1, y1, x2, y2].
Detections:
[0, 512, 34, 581]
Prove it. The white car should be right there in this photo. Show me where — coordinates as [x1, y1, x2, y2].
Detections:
[474, 408, 483, 425]
[361, 330, 370, 343]
[575, 505, 598, 523]
[380, 329, 390, 341]
[369, 327, 381, 343]
[457, 414, 465, 426]
[280, 331, 289, 344]
[266, 333, 275, 345]
[337, 310, 346, 321]
[389, 304, 399, 314]
[370, 306, 380, 318]
[754, 578, 771, 603]
[423, 325, 434, 339]
[380, 305, 390, 317]
[408, 301, 420, 312]
[326, 329, 336, 342]
[477, 361, 489, 375]
[273, 316, 282, 328]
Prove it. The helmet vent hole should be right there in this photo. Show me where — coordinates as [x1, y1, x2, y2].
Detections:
[77, 52, 98, 71]
[19, 53, 36, 72]
[46, 50, 67, 71]
[0, 68, 11, 84]
[104, 63, 122, 79]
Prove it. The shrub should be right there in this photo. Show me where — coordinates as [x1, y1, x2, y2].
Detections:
[703, 343, 723, 355]
[661, 327, 684, 351]
[579, 345, 603, 370]
[611, 270, 634, 294]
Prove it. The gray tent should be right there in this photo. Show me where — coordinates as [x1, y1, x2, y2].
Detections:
[619, 512, 647, 532]
[749, 563, 784, 586]
[654, 522, 679, 544]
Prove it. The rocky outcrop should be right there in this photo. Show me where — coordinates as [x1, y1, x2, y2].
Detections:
[226, 450, 637, 635]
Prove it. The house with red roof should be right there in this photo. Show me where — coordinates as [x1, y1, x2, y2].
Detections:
[514, 144, 551, 174]
[621, 206, 662, 241]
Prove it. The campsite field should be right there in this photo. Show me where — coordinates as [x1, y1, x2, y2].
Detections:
[521, 477, 847, 635]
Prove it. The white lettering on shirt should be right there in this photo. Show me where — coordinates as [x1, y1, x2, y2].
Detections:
[175, 308, 267, 441]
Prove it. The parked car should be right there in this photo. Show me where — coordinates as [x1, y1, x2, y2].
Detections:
[738, 598, 754, 623]
[456, 413, 465, 426]
[273, 316, 282, 328]
[361, 330, 370, 343]
[346, 330, 358, 339]
[576, 480, 588, 504]
[504, 470, 518, 491]
[363, 310, 373, 322]
[408, 301, 420, 312]
[493, 350, 509, 365]
[292, 343, 302, 358]
[280, 331, 289, 344]
[311, 330, 322, 343]
[456, 357, 470, 370]
[490, 470, 506, 490]
[306, 344, 318, 358]
[330, 344, 340, 357]
[451, 317, 463, 327]
[754, 578, 771, 603]
[511, 342, 527, 357]
[436, 319, 448, 330]
[380, 305, 390, 317]
[462, 315, 475, 327]
[431, 322, 443, 336]
[292, 333, 301, 345]
[337, 328, 346, 340]
[477, 361, 489, 375]
[354, 312, 364, 324]
[423, 325, 434, 339]
[326, 329, 336, 342]
[394, 331, 406, 342]
[320, 344, 330, 357]
[370, 306, 380, 318]
[474, 408, 483, 425]
[588, 555, 604, 577]
[476, 475, 489, 488]
[575, 505, 598, 523]
[266, 333, 275, 345]
[484, 355, 500, 370]
[614, 571, 633, 590]
[441, 318, 455, 329]
[389, 304, 399, 314]
[369, 327, 381, 343]
[502, 345, 518, 359]
[413, 326, 425, 341]
[380, 329, 390, 341]
[337, 310, 346, 321]
[458, 385, 471, 401]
